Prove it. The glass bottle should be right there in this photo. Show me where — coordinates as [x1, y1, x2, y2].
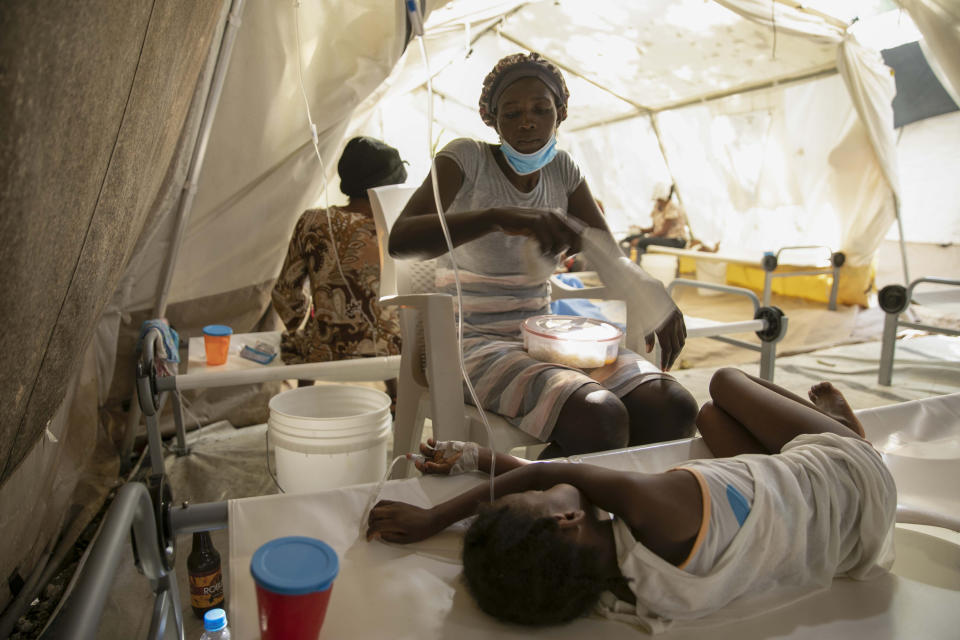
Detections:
[188, 531, 224, 618]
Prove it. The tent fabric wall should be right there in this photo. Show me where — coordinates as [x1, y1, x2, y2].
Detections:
[164, 0, 409, 309]
[0, 0, 225, 480]
[898, 0, 960, 107]
[0, 0, 225, 613]
[102, 1, 417, 446]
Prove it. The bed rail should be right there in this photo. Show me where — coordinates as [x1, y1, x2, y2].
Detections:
[878, 277, 960, 385]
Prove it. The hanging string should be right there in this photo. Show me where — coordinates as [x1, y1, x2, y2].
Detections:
[770, 1, 778, 61]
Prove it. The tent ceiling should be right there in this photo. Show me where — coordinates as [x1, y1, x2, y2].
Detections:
[429, 0, 840, 119]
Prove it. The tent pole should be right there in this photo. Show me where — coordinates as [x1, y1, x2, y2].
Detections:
[153, 0, 246, 318]
[894, 196, 910, 285]
[648, 113, 683, 207]
[120, 0, 244, 467]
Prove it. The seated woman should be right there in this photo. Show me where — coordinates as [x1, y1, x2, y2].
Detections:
[272, 136, 406, 392]
[620, 183, 689, 258]
[389, 53, 698, 457]
[367, 369, 895, 631]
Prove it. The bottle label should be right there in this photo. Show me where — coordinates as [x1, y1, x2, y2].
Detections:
[189, 568, 224, 609]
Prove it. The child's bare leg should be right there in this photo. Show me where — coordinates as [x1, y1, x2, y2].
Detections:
[708, 368, 859, 454]
[735, 372, 866, 438]
[696, 401, 768, 457]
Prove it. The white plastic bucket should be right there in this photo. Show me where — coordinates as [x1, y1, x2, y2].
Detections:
[695, 259, 727, 296]
[268, 384, 391, 494]
[640, 253, 677, 286]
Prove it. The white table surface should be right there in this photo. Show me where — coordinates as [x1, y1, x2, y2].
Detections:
[177, 331, 400, 390]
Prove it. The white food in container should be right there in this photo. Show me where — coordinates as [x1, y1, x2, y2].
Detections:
[522, 315, 623, 368]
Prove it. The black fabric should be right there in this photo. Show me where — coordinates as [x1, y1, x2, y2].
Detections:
[621, 235, 686, 259]
[337, 136, 407, 198]
[881, 41, 958, 129]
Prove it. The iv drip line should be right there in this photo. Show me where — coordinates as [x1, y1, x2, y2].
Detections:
[411, 5, 498, 503]
[293, 1, 382, 356]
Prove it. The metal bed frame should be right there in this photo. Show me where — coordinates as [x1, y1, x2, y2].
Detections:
[647, 244, 845, 310]
[40, 325, 232, 639]
[664, 278, 788, 382]
[878, 276, 960, 386]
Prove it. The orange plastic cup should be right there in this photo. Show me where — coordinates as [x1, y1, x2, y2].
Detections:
[202, 325, 232, 366]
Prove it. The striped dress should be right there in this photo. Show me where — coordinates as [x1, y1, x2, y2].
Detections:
[436, 139, 669, 441]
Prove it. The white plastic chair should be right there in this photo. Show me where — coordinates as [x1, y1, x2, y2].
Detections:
[369, 186, 736, 474]
[369, 186, 543, 476]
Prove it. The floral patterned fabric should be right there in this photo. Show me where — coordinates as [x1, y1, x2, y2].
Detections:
[271, 206, 401, 364]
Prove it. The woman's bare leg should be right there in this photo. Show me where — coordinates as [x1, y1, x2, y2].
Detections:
[539, 384, 629, 459]
[620, 379, 698, 446]
[707, 368, 861, 454]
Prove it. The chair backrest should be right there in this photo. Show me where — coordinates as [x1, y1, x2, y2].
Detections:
[369, 185, 417, 299]
[368, 185, 441, 297]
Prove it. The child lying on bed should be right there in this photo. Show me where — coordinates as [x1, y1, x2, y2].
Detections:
[366, 368, 896, 632]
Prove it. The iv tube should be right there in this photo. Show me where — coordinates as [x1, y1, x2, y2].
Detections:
[413, 28, 497, 503]
[293, 1, 381, 355]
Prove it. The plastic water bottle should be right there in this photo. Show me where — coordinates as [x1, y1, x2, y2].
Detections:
[200, 608, 231, 639]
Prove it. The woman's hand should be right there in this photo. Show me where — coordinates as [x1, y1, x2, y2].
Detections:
[366, 500, 441, 543]
[645, 307, 687, 371]
[495, 207, 582, 255]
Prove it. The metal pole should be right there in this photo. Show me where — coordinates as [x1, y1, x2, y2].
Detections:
[155, 0, 246, 318]
[169, 501, 229, 534]
[42, 483, 181, 640]
[893, 197, 910, 286]
[878, 309, 898, 386]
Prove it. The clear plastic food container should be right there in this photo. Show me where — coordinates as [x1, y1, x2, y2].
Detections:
[522, 315, 623, 368]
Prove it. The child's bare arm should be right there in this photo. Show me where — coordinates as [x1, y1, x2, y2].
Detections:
[412, 439, 529, 476]
[366, 462, 687, 544]
[367, 463, 547, 542]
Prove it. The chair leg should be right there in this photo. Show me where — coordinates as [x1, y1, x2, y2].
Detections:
[391, 384, 426, 479]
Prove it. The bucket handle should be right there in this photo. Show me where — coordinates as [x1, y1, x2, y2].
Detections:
[265, 429, 285, 494]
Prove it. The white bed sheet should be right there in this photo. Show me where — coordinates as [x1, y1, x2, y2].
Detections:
[228, 394, 960, 639]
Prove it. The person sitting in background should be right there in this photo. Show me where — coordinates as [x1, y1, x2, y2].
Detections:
[271, 136, 406, 393]
[621, 183, 689, 258]
[367, 369, 894, 632]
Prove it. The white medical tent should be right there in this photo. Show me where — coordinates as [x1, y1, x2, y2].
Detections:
[0, 0, 957, 629]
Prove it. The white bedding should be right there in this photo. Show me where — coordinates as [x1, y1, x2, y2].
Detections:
[227, 393, 960, 639]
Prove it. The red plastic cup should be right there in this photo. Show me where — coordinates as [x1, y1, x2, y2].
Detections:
[250, 536, 339, 639]
[202, 324, 232, 366]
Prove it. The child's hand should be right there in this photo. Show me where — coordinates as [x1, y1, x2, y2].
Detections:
[366, 499, 439, 543]
[409, 439, 462, 475]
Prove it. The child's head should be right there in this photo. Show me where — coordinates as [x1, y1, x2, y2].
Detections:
[461, 496, 618, 626]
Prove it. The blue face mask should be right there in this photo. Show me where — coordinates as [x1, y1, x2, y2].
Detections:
[499, 136, 558, 175]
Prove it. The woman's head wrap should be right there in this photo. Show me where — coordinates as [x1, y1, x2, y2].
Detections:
[338, 136, 407, 199]
[478, 52, 569, 129]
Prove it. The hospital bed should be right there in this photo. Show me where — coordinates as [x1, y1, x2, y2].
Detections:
[878, 276, 960, 385]
[551, 275, 789, 382]
[45, 392, 960, 639]
[646, 244, 845, 310]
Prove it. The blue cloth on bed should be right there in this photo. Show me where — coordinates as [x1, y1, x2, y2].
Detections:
[138, 319, 180, 364]
[550, 274, 625, 330]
